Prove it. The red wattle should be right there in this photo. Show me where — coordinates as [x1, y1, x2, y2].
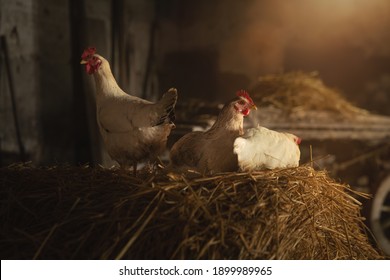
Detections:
[242, 108, 250, 116]
[86, 63, 92, 74]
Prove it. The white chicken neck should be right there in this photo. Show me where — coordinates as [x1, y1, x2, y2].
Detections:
[93, 57, 127, 98]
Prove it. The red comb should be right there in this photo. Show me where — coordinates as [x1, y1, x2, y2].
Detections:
[81, 47, 96, 60]
[236, 90, 254, 105]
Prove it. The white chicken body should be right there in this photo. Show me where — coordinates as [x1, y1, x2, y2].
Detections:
[82, 49, 177, 170]
[233, 126, 301, 171]
[96, 94, 172, 167]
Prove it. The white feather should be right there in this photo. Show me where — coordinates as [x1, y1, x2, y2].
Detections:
[87, 54, 177, 167]
[234, 126, 300, 171]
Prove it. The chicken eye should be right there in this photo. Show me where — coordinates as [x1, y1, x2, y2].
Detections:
[238, 100, 246, 105]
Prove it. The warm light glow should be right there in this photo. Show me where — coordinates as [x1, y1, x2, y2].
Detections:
[220, 0, 390, 78]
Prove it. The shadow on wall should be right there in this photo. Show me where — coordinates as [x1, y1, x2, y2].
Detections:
[160, 49, 251, 102]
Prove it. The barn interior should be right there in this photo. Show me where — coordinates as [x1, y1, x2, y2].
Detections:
[1, 0, 390, 259]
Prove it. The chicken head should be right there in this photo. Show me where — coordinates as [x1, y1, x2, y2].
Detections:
[234, 90, 257, 116]
[80, 47, 102, 75]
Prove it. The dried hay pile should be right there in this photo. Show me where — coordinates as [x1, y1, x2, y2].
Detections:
[250, 72, 368, 117]
[0, 164, 383, 259]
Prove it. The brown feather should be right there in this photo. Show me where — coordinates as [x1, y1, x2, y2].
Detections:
[170, 98, 248, 174]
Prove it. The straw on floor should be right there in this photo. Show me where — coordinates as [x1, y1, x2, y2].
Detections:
[0, 164, 383, 259]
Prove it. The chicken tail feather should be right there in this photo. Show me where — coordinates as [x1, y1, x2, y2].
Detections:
[155, 88, 178, 126]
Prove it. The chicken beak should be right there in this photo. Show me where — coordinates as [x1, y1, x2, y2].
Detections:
[80, 60, 88, 64]
[252, 104, 258, 110]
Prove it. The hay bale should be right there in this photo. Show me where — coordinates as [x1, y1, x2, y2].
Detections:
[0, 164, 383, 259]
[250, 71, 368, 117]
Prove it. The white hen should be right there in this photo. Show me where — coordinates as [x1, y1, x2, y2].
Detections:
[233, 126, 301, 171]
[80, 47, 177, 174]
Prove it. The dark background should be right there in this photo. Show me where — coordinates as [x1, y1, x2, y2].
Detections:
[1, 0, 389, 166]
